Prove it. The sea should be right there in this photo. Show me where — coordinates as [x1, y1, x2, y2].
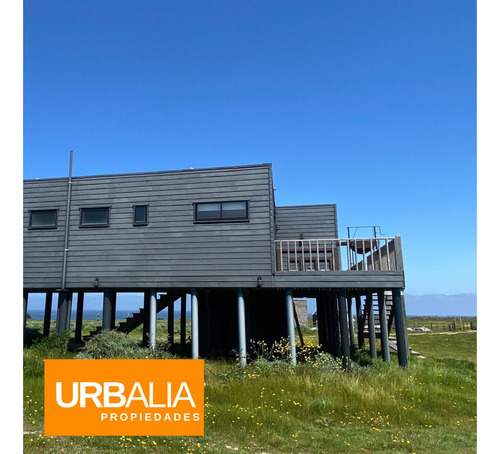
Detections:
[26, 309, 186, 321]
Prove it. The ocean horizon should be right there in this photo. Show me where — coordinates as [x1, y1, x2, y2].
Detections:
[26, 309, 190, 321]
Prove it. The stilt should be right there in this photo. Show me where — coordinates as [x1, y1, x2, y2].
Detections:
[237, 288, 247, 367]
[180, 294, 187, 354]
[377, 291, 390, 363]
[110, 290, 116, 330]
[355, 295, 364, 349]
[366, 294, 377, 359]
[316, 294, 327, 352]
[168, 297, 175, 345]
[55, 290, 70, 334]
[337, 289, 351, 369]
[65, 292, 73, 332]
[191, 289, 199, 359]
[347, 296, 356, 350]
[74, 292, 84, 343]
[285, 288, 297, 365]
[43, 292, 53, 337]
[102, 290, 113, 331]
[392, 288, 409, 367]
[143, 291, 150, 346]
[149, 289, 157, 350]
[23, 290, 29, 330]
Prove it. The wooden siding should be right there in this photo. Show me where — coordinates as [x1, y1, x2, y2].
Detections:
[23, 178, 69, 288]
[23, 165, 274, 289]
[275, 204, 338, 240]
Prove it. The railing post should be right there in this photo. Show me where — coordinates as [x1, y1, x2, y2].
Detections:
[394, 236, 404, 271]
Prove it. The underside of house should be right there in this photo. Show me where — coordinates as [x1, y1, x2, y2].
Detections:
[23, 163, 408, 367]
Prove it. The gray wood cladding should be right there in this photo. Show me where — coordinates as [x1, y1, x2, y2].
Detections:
[24, 165, 275, 289]
[275, 205, 338, 240]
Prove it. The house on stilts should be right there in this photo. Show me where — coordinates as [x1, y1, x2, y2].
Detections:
[23, 162, 409, 367]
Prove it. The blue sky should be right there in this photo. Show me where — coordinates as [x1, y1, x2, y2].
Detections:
[22, 0, 476, 296]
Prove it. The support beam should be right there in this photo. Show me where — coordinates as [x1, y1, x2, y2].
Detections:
[377, 291, 390, 363]
[347, 296, 356, 350]
[65, 292, 73, 333]
[168, 297, 175, 345]
[180, 294, 187, 354]
[43, 292, 53, 337]
[143, 291, 150, 346]
[23, 290, 29, 330]
[110, 290, 117, 330]
[392, 288, 409, 367]
[55, 290, 70, 334]
[102, 290, 113, 331]
[355, 296, 364, 349]
[149, 289, 157, 350]
[74, 292, 84, 343]
[285, 288, 297, 365]
[366, 294, 377, 359]
[337, 289, 351, 370]
[191, 289, 199, 359]
[237, 288, 247, 367]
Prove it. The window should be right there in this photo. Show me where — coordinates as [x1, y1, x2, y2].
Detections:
[194, 201, 249, 222]
[133, 205, 148, 225]
[80, 207, 110, 227]
[29, 209, 58, 229]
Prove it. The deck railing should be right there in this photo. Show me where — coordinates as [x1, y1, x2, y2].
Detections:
[275, 237, 403, 272]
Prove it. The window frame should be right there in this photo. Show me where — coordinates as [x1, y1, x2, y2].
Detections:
[28, 209, 59, 229]
[79, 206, 111, 228]
[133, 204, 149, 226]
[193, 201, 249, 223]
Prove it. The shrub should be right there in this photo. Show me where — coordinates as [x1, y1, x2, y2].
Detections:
[76, 330, 175, 359]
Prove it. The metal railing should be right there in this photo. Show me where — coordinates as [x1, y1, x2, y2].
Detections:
[275, 237, 403, 272]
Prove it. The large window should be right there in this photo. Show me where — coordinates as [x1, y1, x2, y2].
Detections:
[194, 201, 249, 223]
[80, 207, 110, 227]
[133, 205, 148, 226]
[29, 209, 58, 229]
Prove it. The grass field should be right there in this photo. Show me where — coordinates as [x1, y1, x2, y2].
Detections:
[23, 318, 477, 453]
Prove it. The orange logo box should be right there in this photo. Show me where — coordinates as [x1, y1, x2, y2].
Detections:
[44, 359, 204, 436]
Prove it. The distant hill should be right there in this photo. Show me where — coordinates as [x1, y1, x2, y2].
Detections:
[404, 293, 476, 316]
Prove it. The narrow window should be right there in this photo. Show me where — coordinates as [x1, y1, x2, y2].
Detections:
[29, 209, 58, 229]
[80, 207, 110, 227]
[194, 201, 249, 223]
[133, 205, 148, 225]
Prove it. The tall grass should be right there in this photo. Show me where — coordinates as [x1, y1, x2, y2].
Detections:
[23, 328, 476, 453]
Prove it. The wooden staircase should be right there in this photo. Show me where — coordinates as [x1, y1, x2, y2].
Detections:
[83, 290, 184, 342]
[363, 292, 394, 335]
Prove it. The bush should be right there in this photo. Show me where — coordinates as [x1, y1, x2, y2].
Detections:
[76, 330, 175, 359]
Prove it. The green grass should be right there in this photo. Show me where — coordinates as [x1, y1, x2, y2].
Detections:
[24, 319, 477, 453]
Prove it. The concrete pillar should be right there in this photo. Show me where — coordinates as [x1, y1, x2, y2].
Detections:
[237, 288, 247, 367]
[43, 292, 53, 337]
[55, 290, 70, 334]
[285, 288, 297, 365]
[180, 294, 187, 354]
[366, 294, 377, 359]
[191, 289, 199, 359]
[74, 292, 85, 343]
[392, 288, 409, 367]
[149, 289, 157, 350]
[337, 289, 351, 369]
[102, 290, 113, 331]
[378, 291, 390, 363]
